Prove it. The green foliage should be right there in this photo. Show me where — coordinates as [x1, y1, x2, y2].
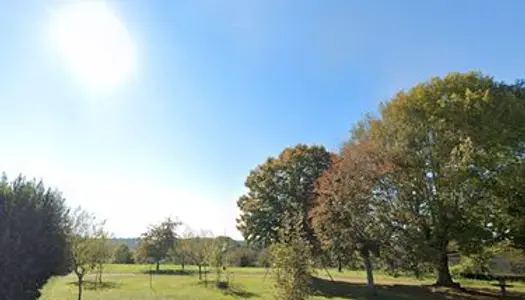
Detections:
[0, 174, 71, 299]
[270, 233, 314, 300]
[237, 144, 333, 249]
[451, 241, 525, 277]
[226, 246, 259, 267]
[91, 229, 113, 284]
[136, 217, 180, 271]
[67, 207, 108, 300]
[257, 248, 272, 267]
[490, 154, 525, 250]
[359, 72, 525, 286]
[113, 243, 134, 264]
[207, 238, 232, 286]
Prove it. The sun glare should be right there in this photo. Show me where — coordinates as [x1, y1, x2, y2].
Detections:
[49, 2, 136, 90]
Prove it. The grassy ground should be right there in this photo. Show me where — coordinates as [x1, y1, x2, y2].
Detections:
[41, 264, 525, 300]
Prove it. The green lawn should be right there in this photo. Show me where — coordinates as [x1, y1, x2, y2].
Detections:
[41, 264, 525, 300]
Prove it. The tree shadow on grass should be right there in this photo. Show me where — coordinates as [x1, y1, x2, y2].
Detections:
[67, 280, 120, 291]
[222, 284, 259, 299]
[195, 281, 259, 299]
[311, 277, 525, 300]
[142, 269, 201, 276]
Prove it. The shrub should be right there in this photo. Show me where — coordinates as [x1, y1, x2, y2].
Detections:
[270, 235, 314, 300]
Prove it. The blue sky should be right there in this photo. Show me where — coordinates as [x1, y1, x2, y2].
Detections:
[1, 0, 525, 239]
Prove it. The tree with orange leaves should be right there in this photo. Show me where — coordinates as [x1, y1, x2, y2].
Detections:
[310, 139, 394, 291]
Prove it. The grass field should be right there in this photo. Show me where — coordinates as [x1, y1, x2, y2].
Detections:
[41, 264, 525, 300]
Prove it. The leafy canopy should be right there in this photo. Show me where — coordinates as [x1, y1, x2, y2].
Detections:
[136, 217, 180, 269]
[360, 72, 525, 285]
[310, 140, 393, 269]
[237, 144, 333, 248]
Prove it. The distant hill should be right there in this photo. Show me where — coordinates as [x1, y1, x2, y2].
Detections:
[111, 237, 245, 251]
[112, 238, 139, 249]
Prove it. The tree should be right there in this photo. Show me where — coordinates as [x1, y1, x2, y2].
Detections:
[68, 207, 106, 300]
[137, 217, 180, 272]
[237, 144, 333, 249]
[113, 244, 134, 264]
[207, 237, 231, 288]
[181, 230, 215, 280]
[92, 229, 113, 285]
[0, 174, 71, 300]
[362, 72, 525, 286]
[173, 231, 192, 271]
[310, 140, 394, 291]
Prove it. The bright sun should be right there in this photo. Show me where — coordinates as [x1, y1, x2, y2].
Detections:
[49, 2, 136, 90]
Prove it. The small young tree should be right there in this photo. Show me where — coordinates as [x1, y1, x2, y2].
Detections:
[174, 240, 188, 271]
[68, 207, 105, 300]
[182, 230, 215, 280]
[207, 238, 231, 288]
[92, 229, 113, 285]
[174, 230, 195, 271]
[270, 232, 314, 300]
[137, 217, 180, 272]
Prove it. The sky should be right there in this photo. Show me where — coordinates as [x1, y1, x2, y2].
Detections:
[1, 0, 525, 240]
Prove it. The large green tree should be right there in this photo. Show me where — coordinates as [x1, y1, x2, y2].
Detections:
[363, 72, 525, 286]
[237, 144, 333, 248]
[0, 174, 71, 299]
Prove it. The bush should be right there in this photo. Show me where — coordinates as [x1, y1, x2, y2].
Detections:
[450, 256, 480, 278]
[270, 235, 314, 300]
[226, 247, 259, 267]
[112, 244, 135, 264]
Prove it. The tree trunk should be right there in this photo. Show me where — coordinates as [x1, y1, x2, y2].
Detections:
[361, 250, 375, 291]
[436, 249, 455, 287]
[198, 265, 202, 280]
[204, 266, 208, 287]
[337, 256, 342, 272]
[156, 260, 160, 272]
[77, 275, 83, 300]
[181, 256, 185, 271]
[98, 264, 103, 283]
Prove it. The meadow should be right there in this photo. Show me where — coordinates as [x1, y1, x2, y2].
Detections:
[41, 264, 525, 300]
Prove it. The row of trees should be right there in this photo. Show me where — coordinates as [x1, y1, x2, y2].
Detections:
[133, 219, 266, 279]
[112, 235, 265, 268]
[134, 219, 253, 288]
[0, 172, 262, 300]
[237, 72, 525, 297]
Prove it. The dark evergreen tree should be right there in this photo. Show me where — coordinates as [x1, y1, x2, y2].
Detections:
[0, 174, 72, 299]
